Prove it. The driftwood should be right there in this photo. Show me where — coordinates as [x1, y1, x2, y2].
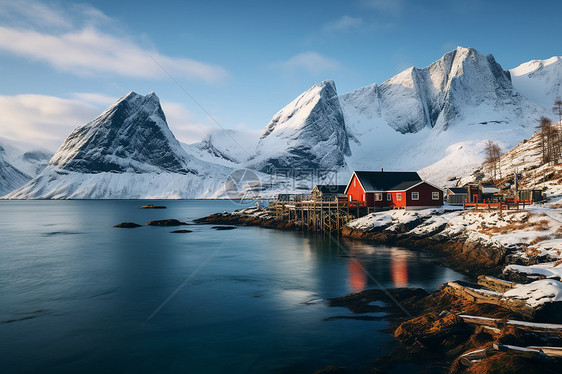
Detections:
[459, 343, 562, 366]
[528, 346, 562, 358]
[445, 282, 534, 318]
[459, 347, 495, 366]
[459, 314, 562, 332]
[493, 343, 545, 359]
[477, 275, 516, 292]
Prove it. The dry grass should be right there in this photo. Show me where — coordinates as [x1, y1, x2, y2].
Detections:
[480, 218, 550, 237]
[554, 226, 562, 239]
[529, 235, 550, 246]
[525, 247, 541, 257]
[532, 219, 551, 231]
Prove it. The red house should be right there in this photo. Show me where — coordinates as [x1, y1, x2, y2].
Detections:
[344, 171, 443, 209]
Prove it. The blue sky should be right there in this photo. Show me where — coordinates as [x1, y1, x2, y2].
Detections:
[1, 0, 561, 151]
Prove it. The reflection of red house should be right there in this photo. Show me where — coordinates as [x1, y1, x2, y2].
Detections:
[344, 171, 443, 209]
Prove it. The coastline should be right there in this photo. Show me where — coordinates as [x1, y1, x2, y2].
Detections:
[197, 206, 562, 373]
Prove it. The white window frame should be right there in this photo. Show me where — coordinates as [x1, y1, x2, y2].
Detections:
[375, 193, 382, 201]
[396, 193, 402, 201]
[387, 193, 392, 201]
[432, 191, 440, 200]
[411, 191, 419, 200]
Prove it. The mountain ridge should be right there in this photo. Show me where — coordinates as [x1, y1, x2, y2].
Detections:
[4, 47, 562, 199]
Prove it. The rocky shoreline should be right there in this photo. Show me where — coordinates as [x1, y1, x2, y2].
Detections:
[196, 207, 510, 276]
[197, 206, 562, 373]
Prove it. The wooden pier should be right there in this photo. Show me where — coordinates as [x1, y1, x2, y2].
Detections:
[268, 198, 373, 232]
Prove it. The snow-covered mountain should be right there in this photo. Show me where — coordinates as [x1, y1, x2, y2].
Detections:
[5, 92, 232, 199]
[352, 47, 524, 134]
[348, 47, 545, 186]
[3, 47, 561, 199]
[0, 139, 51, 195]
[246, 80, 350, 172]
[510, 56, 562, 109]
[181, 129, 259, 167]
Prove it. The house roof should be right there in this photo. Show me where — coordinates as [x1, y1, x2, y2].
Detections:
[314, 185, 347, 194]
[481, 186, 500, 194]
[387, 180, 424, 191]
[448, 187, 468, 194]
[346, 171, 422, 193]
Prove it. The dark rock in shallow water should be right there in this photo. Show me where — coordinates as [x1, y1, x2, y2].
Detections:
[141, 205, 167, 209]
[170, 229, 193, 233]
[146, 219, 187, 226]
[211, 225, 237, 230]
[114, 222, 142, 228]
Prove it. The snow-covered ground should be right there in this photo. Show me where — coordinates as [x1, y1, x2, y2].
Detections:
[503, 279, 562, 307]
[347, 206, 562, 309]
[347, 208, 562, 259]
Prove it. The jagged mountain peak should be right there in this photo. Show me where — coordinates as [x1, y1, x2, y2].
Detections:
[48, 91, 193, 174]
[260, 79, 338, 139]
[247, 79, 349, 172]
[350, 46, 526, 134]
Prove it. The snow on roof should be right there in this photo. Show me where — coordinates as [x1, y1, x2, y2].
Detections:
[481, 186, 500, 194]
[503, 279, 562, 307]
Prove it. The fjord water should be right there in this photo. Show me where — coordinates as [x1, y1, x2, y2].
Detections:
[0, 200, 464, 373]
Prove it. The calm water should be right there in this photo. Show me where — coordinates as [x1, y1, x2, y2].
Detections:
[0, 200, 465, 373]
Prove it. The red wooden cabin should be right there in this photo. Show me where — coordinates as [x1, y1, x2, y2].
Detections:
[344, 171, 443, 209]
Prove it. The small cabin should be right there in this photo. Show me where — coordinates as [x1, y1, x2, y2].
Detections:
[344, 171, 443, 209]
[311, 185, 347, 202]
[466, 184, 501, 203]
[517, 189, 543, 203]
[446, 187, 468, 205]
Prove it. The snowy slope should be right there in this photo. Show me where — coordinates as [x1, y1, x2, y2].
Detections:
[0, 138, 51, 195]
[246, 80, 350, 172]
[181, 128, 259, 167]
[340, 47, 544, 187]
[510, 56, 562, 109]
[5, 92, 234, 199]
[4, 48, 561, 199]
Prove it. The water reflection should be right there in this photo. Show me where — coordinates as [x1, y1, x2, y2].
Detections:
[348, 260, 367, 293]
[0, 201, 466, 374]
[390, 250, 409, 287]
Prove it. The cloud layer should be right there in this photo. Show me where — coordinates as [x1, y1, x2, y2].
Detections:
[0, 1, 228, 83]
[0, 92, 233, 152]
[0, 94, 100, 151]
[278, 52, 341, 75]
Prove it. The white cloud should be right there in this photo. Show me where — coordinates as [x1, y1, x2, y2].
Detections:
[323, 15, 364, 32]
[0, 93, 222, 152]
[0, 0, 72, 29]
[278, 52, 341, 75]
[71, 92, 118, 106]
[0, 94, 100, 151]
[0, 1, 228, 83]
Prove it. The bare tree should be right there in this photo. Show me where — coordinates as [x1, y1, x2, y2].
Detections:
[552, 99, 562, 162]
[554, 99, 562, 125]
[537, 116, 553, 164]
[483, 140, 502, 180]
